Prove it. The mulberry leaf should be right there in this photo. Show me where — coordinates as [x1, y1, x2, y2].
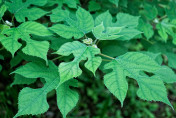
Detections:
[55, 41, 102, 85]
[0, 21, 52, 63]
[6, 0, 48, 22]
[50, 7, 94, 39]
[104, 52, 172, 107]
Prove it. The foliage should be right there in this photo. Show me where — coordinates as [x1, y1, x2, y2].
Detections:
[0, 0, 176, 117]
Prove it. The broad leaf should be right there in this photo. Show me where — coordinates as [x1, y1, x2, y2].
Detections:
[55, 41, 102, 85]
[155, 66, 176, 83]
[137, 75, 172, 108]
[6, 0, 48, 22]
[50, 7, 94, 39]
[0, 4, 7, 20]
[109, 0, 119, 7]
[166, 1, 176, 20]
[138, 19, 154, 40]
[93, 23, 122, 40]
[11, 74, 37, 86]
[104, 52, 172, 107]
[95, 11, 140, 40]
[13, 61, 60, 118]
[88, 0, 101, 12]
[56, 80, 79, 118]
[156, 19, 176, 44]
[0, 21, 52, 63]
[49, 0, 78, 9]
[13, 61, 79, 118]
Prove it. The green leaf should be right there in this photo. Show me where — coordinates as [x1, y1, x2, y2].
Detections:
[50, 9, 69, 22]
[104, 62, 127, 106]
[166, 1, 176, 20]
[166, 52, 176, 69]
[14, 87, 49, 118]
[137, 75, 172, 108]
[13, 61, 79, 118]
[0, 24, 10, 33]
[92, 23, 123, 40]
[0, 29, 22, 57]
[0, 21, 51, 62]
[138, 19, 154, 40]
[13, 61, 60, 118]
[51, 0, 78, 9]
[95, 11, 113, 27]
[18, 21, 52, 36]
[6, 0, 48, 22]
[55, 41, 102, 85]
[0, 4, 7, 20]
[95, 11, 140, 40]
[50, 24, 84, 39]
[56, 80, 79, 118]
[109, 0, 119, 7]
[50, 7, 94, 39]
[88, 0, 101, 12]
[11, 74, 37, 86]
[115, 13, 139, 28]
[156, 23, 168, 42]
[155, 66, 176, 83]
[156, 19, 176, 43]
[22, 38, 49, 64]
[143, 3, 158, 20]
[104, 52, 172, 107]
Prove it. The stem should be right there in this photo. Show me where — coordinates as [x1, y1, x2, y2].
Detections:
[0, 47, 4, 51]
[11, 15, 15, 26]
[158, 15, 167, 21]
[96, 40, 100, 45]
[84, 35, 87, 39]
[98, 53, 115, 60]
[52, 56, 64, 61]
[1, 18, 5, 24]
[93, 38, 98, 44]
[102, 59, 111, 62]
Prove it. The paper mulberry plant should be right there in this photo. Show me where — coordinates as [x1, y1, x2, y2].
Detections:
[0, 0, 176, 117]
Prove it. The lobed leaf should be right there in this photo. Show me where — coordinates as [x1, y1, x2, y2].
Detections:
[55, 41, 102, 85]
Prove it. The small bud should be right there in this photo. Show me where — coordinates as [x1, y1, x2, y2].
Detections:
[83, 38, 93, 44]
[5, 20, 12, 26]
[92, 44, 98, 48]
[153, 18, 159, 23]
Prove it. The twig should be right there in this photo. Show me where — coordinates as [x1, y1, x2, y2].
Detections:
[98, 53, 115, 60]
[51, 56, 64, 61]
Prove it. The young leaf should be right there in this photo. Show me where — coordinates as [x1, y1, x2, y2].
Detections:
[50, 7, 94, 39]
[138, 19, 154, 40]
[104, 52, 172, 107]
[95, 11, 140, 40]
[93, 23, 123, 40]
[55, 41, 102, 85]
[156, 19, 176, 44]
[6, 0, 48, 22]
